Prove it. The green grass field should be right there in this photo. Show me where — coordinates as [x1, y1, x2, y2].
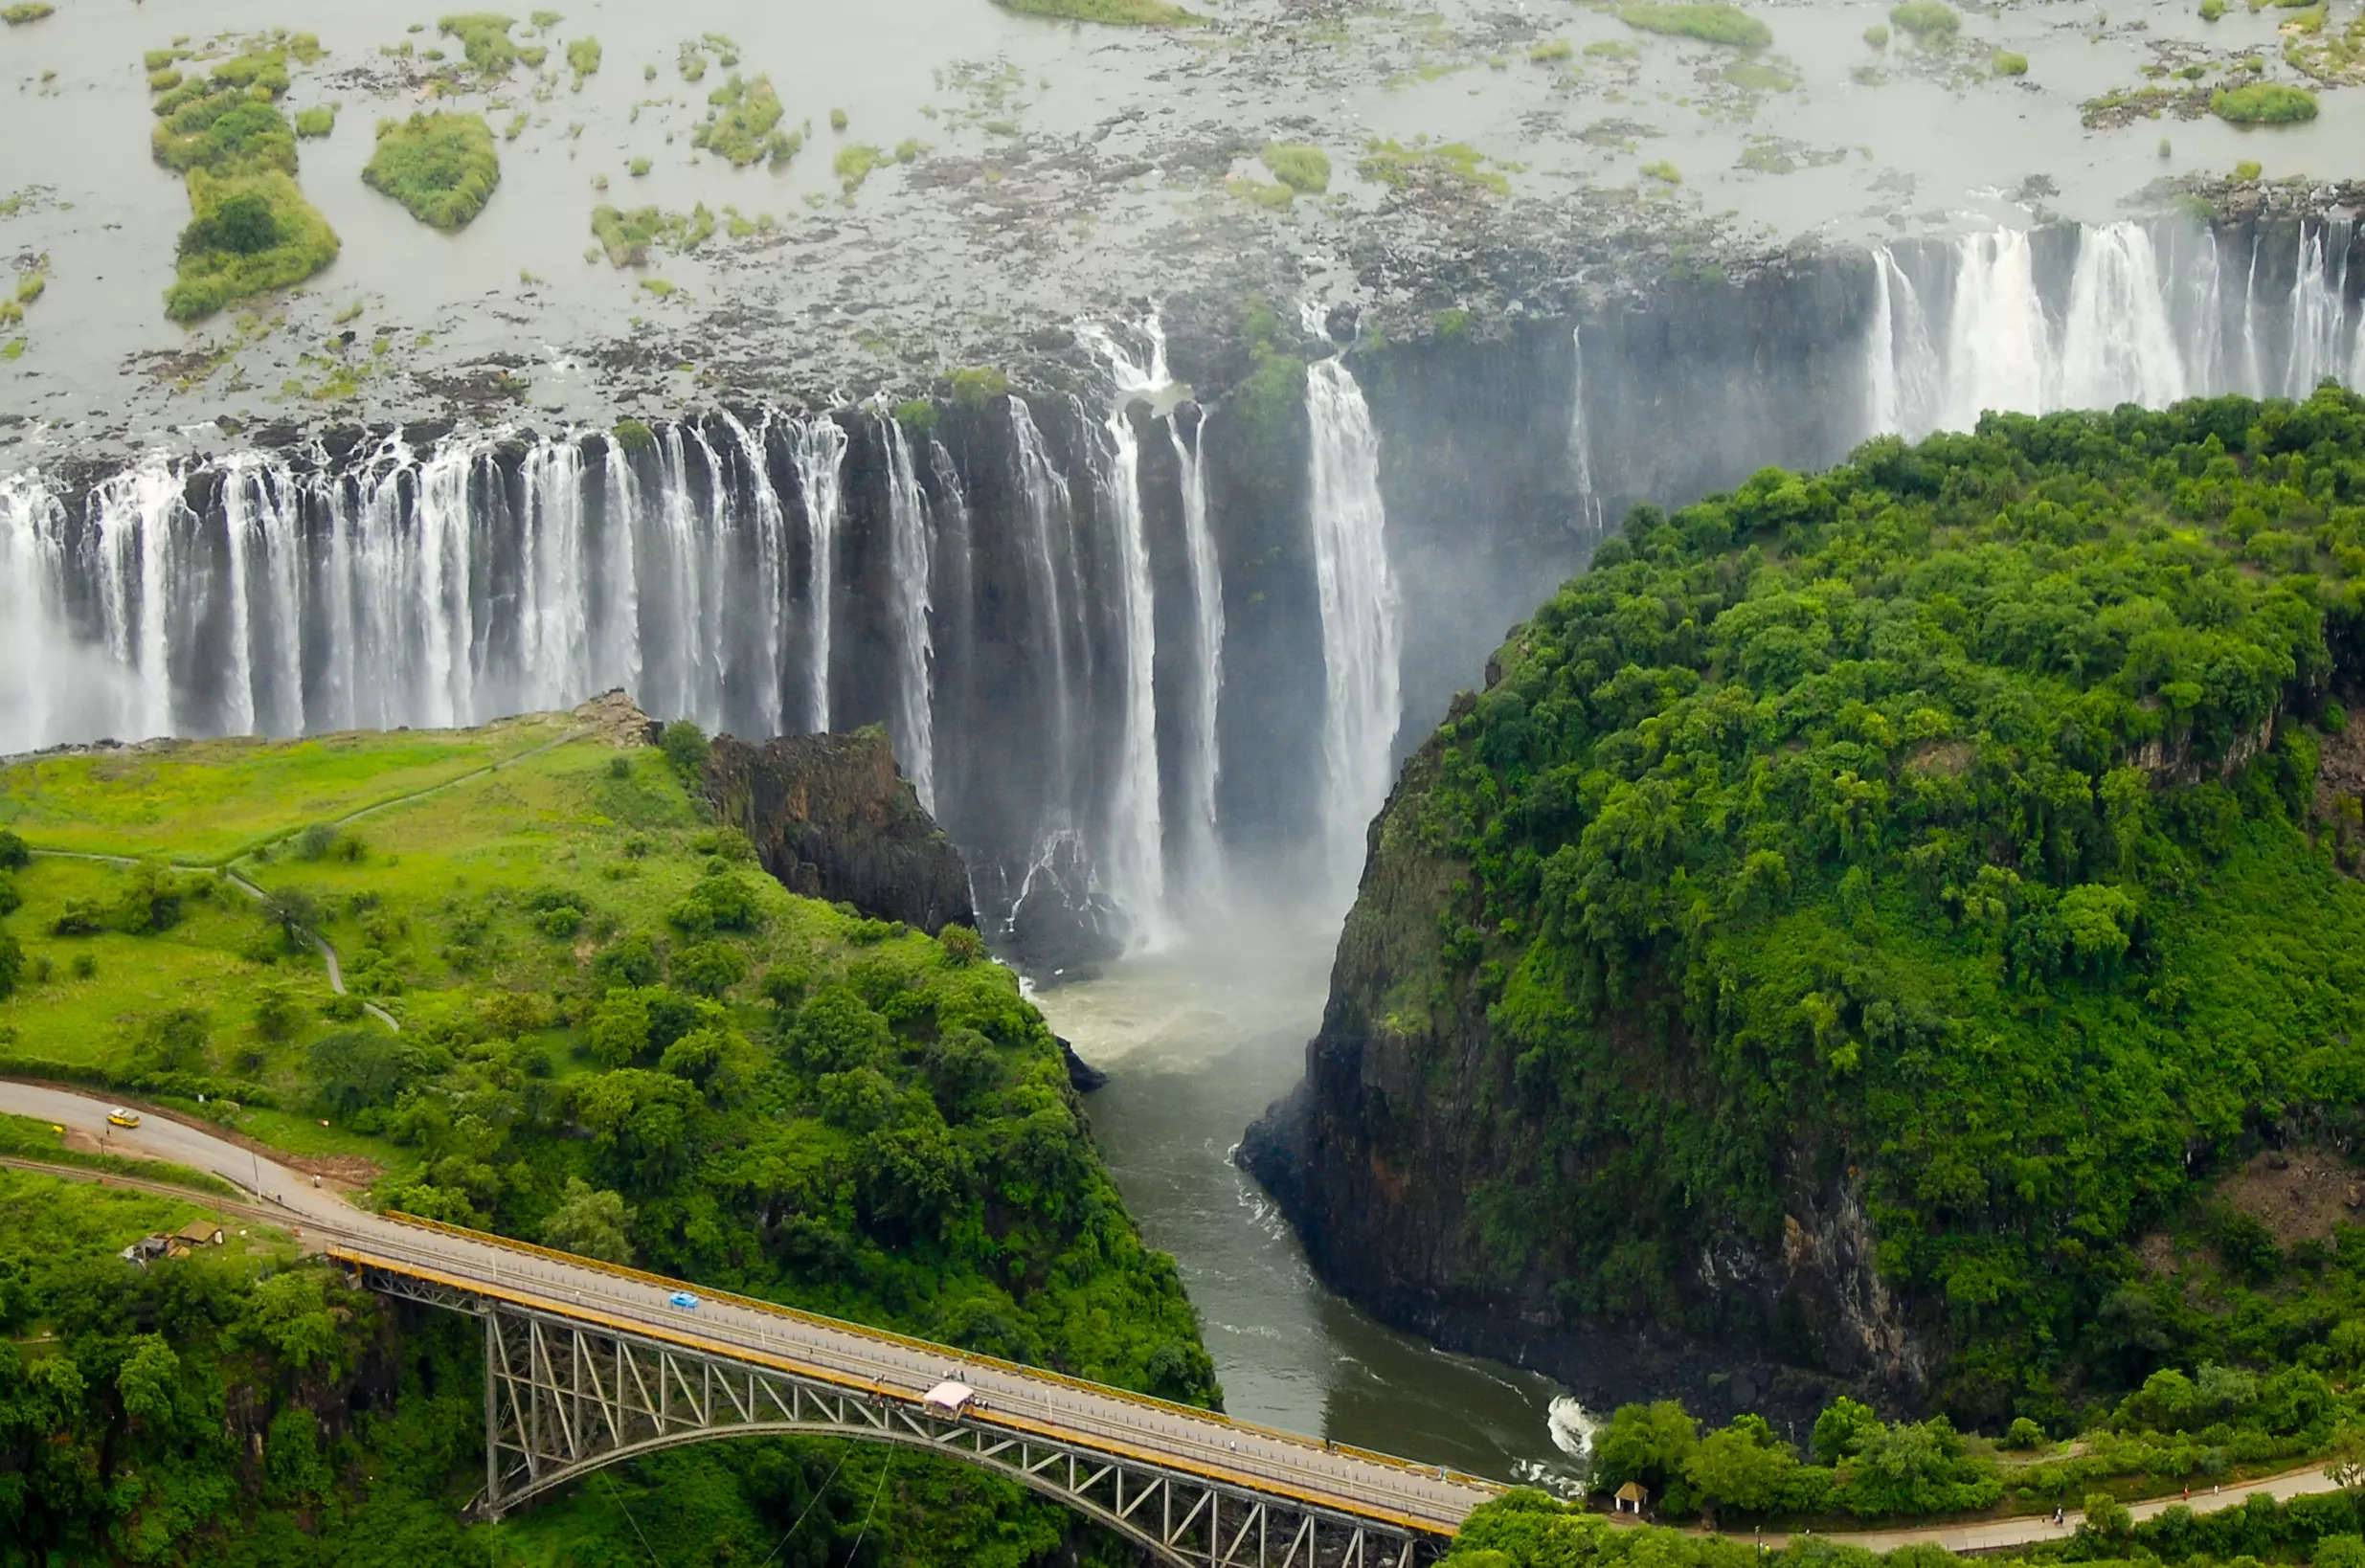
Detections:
[0, 711, 573, 861]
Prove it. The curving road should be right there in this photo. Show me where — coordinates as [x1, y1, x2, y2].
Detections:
[0, 1080, 1499, 1538]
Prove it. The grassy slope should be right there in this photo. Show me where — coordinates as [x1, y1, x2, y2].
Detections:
[0, 711, 1212, 1563]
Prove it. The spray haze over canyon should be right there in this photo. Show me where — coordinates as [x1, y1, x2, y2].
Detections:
[5, 0, 2365, 1525]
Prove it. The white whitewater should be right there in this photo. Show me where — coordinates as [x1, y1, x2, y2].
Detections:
[0, 476, 84, 753]
[791, 415, 848, 732]
[518, 436, 592, 715]
[1567, 325, 1604, 534]
[1303, 356, 1403, 893]
[1009, 397, 1077, 788]
[1858, 219, 2361, 442]
[598, 431, 645, 708]
[880, 414, 937, 813]
[1076, 318, 1175, 936]
[717, 411, 789, 736]
[1169, 406, 1226, 905]
[2059, 223, 2187, 412]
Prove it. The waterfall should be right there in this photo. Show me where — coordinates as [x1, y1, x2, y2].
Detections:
[1076, 320, 1174, 935]
[599, 434, 645, 711]
[1568, 325, 1604, 534]
[1169, 407, 1226, 905]
[716, 411, 789, 735]
[518, 437, 592, 713]
[0, 475, 87, 753]
[880, 414, 937, 813]
[1009, 398, 1076, 790]
[2058, 223, 2186, 412]
[1856, 219, 2359, 442]
[1942, 228, 2050, 430]
[1303, 357, 1403, 891]
[2288, 218, 2354, 397]
[791, 416, 847, 732]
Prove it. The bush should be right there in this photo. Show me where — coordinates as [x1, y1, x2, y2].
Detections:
[660, 718, 710, 774]
[1863, 21, 1890, 44]
[364, 112, 502, 230]
[0, 929, 19, 1000]
[0, 829, 26, 870]
[2201, 0, 2227, 16]
[438, 12, 519, 76]
[628, 155, 650, 176]
[166, 169, 339, 323]
[691, 74, 783, 167]
[294, 104, 335, 138]
[566, 35, 600, 81]
[295, 822, 338, 861]
[1993, 49, 2028, 74]
[2, 3, 55, 23]
[1618, 2, 1773, 47]
[939, 924, 986, 966]
[993, 0, 1205, 23]
[1262, 142, 1331, 192]
[1889, 0, 1960, 37]
[2212, 83, 2318, 123]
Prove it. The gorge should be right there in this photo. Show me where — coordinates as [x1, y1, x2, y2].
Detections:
[9, 215, 2364, 976]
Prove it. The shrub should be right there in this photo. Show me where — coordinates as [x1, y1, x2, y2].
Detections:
[628, 155, 651, 176]
[938, 924, 986, 966]
[671, 940, 750, 997]
[149, 68, 184, 91]
[833, 143, 882, 193]
[1641, 159, 1682, 183]
[828, 106, 848, 131]
[566, 35, 600, 82]
[691, 73, 782, 166]
[295, 104, 335, 138]
[295, 822, 338, 861]
[613, 416, 657, 453]
[2212, 82, 2318, 123]
[659, 718, 710, 774]
[1618, 2, 1773, 47]
[993, 0, 1205, 23]
[894, 398, 938, 434]
[2201, 0, 2226, 15]
[950, 366, 1008, 407]
[1528, 37, 1574, 60]
[2235, 157, 2264, 178]
[1889, 0, 1959, 36]
[364, 112, 502, 231]
[1863, 21, 1890, 44]
[2, 3, 55, 23]
[0, 929, 18, 1000]
[0, 829, 26, 870]
[1993, 49, 2028, 74]
[438, 12, 520, 76]
[1262, 142, 1331, 192]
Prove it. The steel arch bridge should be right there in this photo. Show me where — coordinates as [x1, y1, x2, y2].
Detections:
[347, 1254, 1457, 1568]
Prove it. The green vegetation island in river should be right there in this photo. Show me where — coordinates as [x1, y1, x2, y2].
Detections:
[1248, 383, 2365, 1538]
[0, 702, 1214, 1563]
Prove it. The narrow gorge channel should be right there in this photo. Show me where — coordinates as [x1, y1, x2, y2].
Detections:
[9, 213, 2365, 1484]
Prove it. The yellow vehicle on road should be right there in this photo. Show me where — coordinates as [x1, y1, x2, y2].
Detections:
[106, 1107, 141, 1128]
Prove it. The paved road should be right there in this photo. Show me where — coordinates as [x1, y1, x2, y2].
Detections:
[0, 1081, 1498, 1537]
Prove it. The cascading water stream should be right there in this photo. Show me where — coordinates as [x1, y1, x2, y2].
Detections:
[1076, 319, 1175, 938]
[1302, 356, 1403, 894]
[791, 416, 848, 733]
[2058, 223, 2187, 412]
[879, 414, 937, 814]
[1568, 325, 1604, 535]
[1168, 406, 1225, 907]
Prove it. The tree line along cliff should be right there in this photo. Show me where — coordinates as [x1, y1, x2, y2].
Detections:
[1250, 384, 2365, 1429]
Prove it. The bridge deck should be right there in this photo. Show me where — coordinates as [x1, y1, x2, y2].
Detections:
[328, 1218, 1500, 1537]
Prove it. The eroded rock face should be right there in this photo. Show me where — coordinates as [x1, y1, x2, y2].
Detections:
[705, 726, 977, 936]
[1239, 713, 1894, 1425]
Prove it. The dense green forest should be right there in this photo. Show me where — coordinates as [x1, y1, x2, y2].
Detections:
[1441, 1482, 2365, 1568]
[0, 715, 1213, 1562]
[1381, 385, 2365, 1424]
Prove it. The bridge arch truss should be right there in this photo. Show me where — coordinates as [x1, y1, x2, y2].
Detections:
[355, 1263, 1443, 1568]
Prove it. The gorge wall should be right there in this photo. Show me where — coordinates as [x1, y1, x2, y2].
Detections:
[4, 214, 2362, 980]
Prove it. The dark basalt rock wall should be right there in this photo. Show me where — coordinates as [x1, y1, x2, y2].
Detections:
[705, 727, 977, 935]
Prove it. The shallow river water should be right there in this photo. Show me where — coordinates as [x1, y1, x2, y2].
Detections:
[1029, 899, 1593, 1491]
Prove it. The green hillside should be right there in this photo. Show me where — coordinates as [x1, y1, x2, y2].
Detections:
[0, 708, 1212, 1563]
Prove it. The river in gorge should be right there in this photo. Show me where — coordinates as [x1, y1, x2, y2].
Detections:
[1029, 898, 1596, 1490]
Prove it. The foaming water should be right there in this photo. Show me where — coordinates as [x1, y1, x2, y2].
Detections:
[1031, 895, 1587, 1489]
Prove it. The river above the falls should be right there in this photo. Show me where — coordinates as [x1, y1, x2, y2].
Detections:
[1028, 899, 1593, 1491]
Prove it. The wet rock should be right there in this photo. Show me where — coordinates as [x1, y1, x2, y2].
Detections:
[1059, 1036, 1109, 1093]
[705, 726, 978, 936]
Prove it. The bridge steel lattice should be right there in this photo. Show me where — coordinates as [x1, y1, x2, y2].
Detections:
[351, 1259, 1447, 1568]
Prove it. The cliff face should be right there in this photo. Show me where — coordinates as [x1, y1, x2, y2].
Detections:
[704, 726, 977, 935]
[1239, 711, 1876, 1425]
